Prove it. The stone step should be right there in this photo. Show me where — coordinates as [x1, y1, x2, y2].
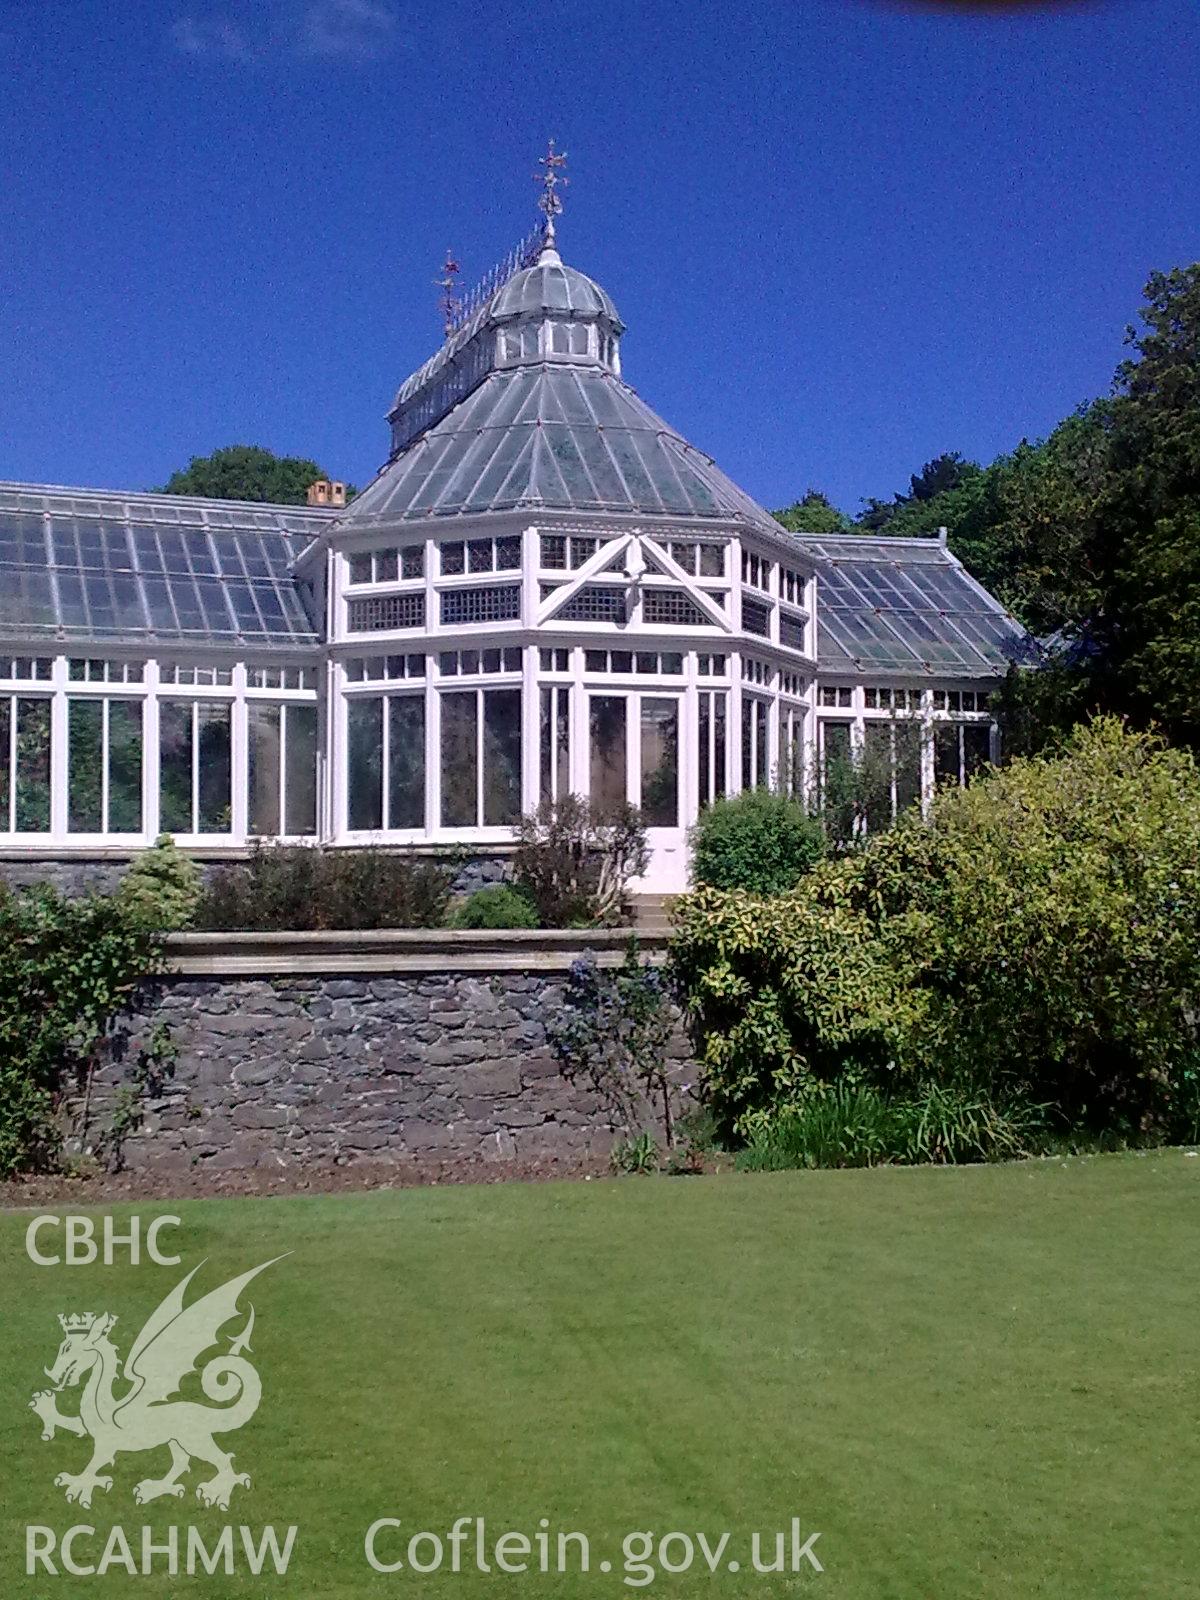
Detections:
[631, 894, 678, 934]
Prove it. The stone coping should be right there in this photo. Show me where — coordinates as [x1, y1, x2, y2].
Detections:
[164, 926, 670, 976]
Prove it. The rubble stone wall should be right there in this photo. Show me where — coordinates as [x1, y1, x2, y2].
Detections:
[102, 963, 691, 1172]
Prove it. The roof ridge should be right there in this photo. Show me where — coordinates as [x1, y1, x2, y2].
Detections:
[798, 530, 945, 547]
[0, 480, 341, 515]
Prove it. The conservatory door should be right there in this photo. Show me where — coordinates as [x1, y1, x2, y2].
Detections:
[588, 692, 686, 894]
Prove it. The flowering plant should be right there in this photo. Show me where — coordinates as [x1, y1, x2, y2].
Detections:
[547, 939, 677, 1143]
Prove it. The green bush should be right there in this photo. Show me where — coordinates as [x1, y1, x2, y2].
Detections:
[842, 717, 1200, 1135]
[673, 720, 1200, 1145]
[689, 788, 825, 894]
[0, 884, 163, 1174]
[196, 845, 455, 931]
[446, 884, 539, 929]
[736, 1083, 1048, 1171]
[670, 882, 925, 1140]
[116, 835, 201, 931]
[514, 796, 648, 927]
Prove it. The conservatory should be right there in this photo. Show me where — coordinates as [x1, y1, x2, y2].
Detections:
[0, 222, 1029, 893]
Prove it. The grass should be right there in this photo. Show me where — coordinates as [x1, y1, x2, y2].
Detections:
[1, 1153, 1198, 1596]
[735, 1082, 1050, 1170]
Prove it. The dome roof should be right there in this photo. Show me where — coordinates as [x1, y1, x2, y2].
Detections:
[489, 258, 622, 327]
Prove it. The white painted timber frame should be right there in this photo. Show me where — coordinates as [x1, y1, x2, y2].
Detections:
[0, 515, 1001, 890]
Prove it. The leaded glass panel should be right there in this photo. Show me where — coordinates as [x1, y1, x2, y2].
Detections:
[482, 689, 522, 826]
[248, 704, 282, 835]
[159, 702, 192, 833]
[285, 704, 318, 835]
[108, 701, 143, 832]
[196, 703, 232, 832]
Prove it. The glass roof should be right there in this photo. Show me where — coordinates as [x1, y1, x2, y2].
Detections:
[350, 363, 784, 534]
[797, 535, 1036, 677]
[489, 260, 621, 324]
[392, 255, 622, 416]
[0, 484, 333, 649]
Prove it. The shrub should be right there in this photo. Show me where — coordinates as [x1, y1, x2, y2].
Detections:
[736, 1083, 1048, 1171]
[197, 844, 455, 931]
[670, 881, 925, 1140]
[675, 1103, 720, 1157]
[0, 884, 164, 1174]
[690, 788, 825, 894]
[446, 884, 539, 930]
[849, 718, 1200, 1134]
[673, 719, 1200, 1145]
[514, 796, 648, 927]
[116, 835, 201, 931]
[547, 941, 677, 1143]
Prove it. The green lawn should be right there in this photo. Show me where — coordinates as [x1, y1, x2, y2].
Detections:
[2, 1154, 1197, 1597]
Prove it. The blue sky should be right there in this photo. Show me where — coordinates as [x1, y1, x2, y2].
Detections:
[2, 0, 1197, 515]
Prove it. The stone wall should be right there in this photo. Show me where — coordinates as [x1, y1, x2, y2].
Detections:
[90, 939, 691, 1173]
[0, 850, 510, 901]
[1, 856, 132, 897]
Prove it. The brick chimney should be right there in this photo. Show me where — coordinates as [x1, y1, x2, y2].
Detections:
[307, 479, 347, 508]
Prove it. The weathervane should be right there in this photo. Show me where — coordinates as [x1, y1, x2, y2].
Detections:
[434, 248, 462, 335]
[536, 139, 568, 241]
[432, 144, 568, 339]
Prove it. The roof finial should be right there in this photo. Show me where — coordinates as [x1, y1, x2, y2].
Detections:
[535, 139, 567, 262]
[434, 248, 462, 335]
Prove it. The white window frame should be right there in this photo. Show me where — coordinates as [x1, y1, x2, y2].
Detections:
[581, 685, 685, 827]
[696, 686, 729, 810]
[436, 682, 524, 833]
[245, 699, 320, 840]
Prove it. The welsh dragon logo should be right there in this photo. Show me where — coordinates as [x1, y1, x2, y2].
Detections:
[29, 1256, 285, 1511]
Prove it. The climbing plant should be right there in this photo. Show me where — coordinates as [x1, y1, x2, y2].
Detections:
[0, 884, 166, 1174]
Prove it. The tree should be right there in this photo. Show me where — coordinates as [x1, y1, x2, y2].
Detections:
[1101, 266, 1200, 746]
[894, 410, 1109, 634]
[798, 264, 1199, 756]
[856, 495, 898, 531]
[916, 266, 1200, 753]
[773, 489, 852, 534]
[987, 266, 1200, 750]
[852, 452, 979, 532]
[907, 451, 981, 503]
[1114, 265, 1200, 415]
[157, 445, 344, 505]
